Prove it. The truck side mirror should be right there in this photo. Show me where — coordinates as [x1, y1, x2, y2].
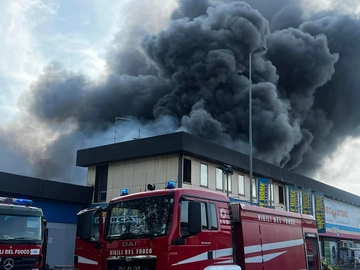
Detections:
[188, 201, 202, 235]
[78, 211, 93, 241]
[94, 206, 103, 217]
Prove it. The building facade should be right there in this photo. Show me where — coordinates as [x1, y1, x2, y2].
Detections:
[0, 171, 93, 267]
[76, 131, 360, 264]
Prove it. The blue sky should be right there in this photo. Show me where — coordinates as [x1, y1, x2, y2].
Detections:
[1, 0, 360, 193]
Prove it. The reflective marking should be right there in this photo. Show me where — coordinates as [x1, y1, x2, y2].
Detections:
[78, 256, 97, 265]
[244, 239, 304, 254]
[245, 251, 286, 263]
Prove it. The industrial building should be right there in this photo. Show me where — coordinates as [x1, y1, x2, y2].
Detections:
[0, 171, 92, 267]
[76, 131, 360, 264]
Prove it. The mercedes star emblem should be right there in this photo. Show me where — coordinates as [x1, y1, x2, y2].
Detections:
[3, 258, 14, 270]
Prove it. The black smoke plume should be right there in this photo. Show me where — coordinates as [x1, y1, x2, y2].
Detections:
[4, 0, 360, 184]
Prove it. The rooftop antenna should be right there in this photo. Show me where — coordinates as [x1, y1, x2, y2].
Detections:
[114, 117, 131, 143]
[133, 128, 141, 140]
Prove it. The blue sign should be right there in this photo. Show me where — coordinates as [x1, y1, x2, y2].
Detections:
[257, 178, 269, 207]
[315, 192, 326, 233]
[288, 186, 299, 213]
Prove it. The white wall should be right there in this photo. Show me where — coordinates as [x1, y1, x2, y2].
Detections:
[106, 155, 179, 201]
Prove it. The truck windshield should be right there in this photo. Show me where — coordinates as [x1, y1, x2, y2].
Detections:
[0, 214, 42, 242]
[106, 195, 174, 240]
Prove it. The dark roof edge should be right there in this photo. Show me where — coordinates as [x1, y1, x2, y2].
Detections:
[0, 171, 93, 204]
[76, 131, 185, 167]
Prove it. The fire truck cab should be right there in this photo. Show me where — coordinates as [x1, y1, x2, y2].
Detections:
[74, 204, 107, 270]
[0, 197, 48, 270]
[77, 183, 321, 270]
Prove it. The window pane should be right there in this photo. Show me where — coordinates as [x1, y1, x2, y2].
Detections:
[225, 175, 232, 193]
[107, 195, 174, 238]
[180, 201, 189, 224]
[216, 168, 223, 190]
[201, 164, 208, 186]
[210, 203, 218, 230]
[181, 201, 207, 234]
[269, 184, 274, 202]
[252, 179, 257, 198]
[183, 159, 192, 183]
[95, 164, 108, 203]
[279, 186, 284, 204]
[99, 191, 107, 202]
[238, 175, 245, 195]
[201, 203, 208, 229]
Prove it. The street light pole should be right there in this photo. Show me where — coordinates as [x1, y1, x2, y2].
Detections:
[249, 47, 267, 205]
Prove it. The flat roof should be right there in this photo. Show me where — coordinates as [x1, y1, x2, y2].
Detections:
[76, 131, 360, 206]
[0, 171, 93, 204]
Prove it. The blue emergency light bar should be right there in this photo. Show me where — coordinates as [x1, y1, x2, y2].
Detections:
[0, 197, 33, 206]
[166, 181, 176, 189]
[120, 189, 130, 196]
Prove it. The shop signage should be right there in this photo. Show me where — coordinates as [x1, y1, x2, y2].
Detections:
[302, 188, 312, 215]
[324, 199, 349, 225]
[288, 186, 299, 213]
[315, 192, 326, 233]
[257, 178, 269, 207]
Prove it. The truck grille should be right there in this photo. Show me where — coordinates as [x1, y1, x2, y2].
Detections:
[107, 256, 156, 270]
[0, 256, 39, 270]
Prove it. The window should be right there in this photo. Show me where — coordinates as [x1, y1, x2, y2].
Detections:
[94, 164, 108, 203]
[252, 178, 257, 199]
[183, 159, 192, 184]
[201, 203, 208, 228]
[200, 164, 208, 187]
[210, 203, 218, 230]
[279, 186, 285, 204]
[0, 214, 42, 242]
[238, 175, 245, 195]
[106, 195, 174, 239]
[269, 184, 274, 202]
[225, 175, 232, 193]
[180, 200, 208, 236]
[216, 168, 223, 190]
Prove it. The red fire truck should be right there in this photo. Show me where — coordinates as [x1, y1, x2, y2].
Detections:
[77, 182, 321, 270]
[74, 204, 107, 270]
[0, 197, 48, 270]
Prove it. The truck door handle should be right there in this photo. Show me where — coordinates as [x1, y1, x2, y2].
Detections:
[208, 251, 213, 260]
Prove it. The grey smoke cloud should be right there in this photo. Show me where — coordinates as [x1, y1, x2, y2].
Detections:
[3, 0, 360, 183]
[292, 15, 360, 174]
[171, 0, 210, 20]
[27, 61, 170, 132]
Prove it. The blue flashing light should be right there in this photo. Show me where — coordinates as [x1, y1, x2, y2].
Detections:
[166, 181, 176, 189]
[120, 189, 130, 196]
[0, 197, 33, 206]
[13, 198, 33, 206]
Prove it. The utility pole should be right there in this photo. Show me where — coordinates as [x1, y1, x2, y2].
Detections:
[249, 46, 267, 205]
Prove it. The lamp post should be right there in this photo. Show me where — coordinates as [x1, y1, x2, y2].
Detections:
[249, 47, 267, 205]
[217, 165, 233, 198]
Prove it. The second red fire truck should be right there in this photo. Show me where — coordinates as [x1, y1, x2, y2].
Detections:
[74, 203, 107, 270]
[75, 182, 321, 270]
